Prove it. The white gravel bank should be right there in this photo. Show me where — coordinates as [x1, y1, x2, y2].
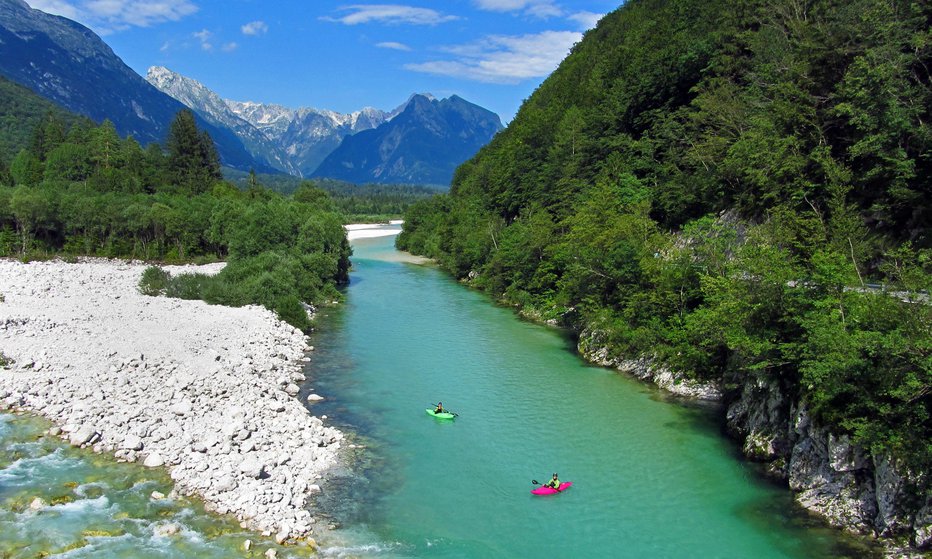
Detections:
[0, 258, 342, 543]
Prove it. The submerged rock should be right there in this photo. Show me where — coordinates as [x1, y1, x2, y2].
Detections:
[154, 522, 180, 537]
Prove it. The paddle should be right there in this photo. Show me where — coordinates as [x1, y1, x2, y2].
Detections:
[532, 479, 563, 490]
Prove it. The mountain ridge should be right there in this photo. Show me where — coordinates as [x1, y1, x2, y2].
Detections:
[146, 66, 298, 175]
[149, 66, 402, 177]
[0, 0, 267, 172]
[312, 93, 503, 186]
[147, 66, 500, 185]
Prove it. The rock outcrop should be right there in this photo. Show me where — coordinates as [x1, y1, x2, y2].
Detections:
[577, 327, 930, 554]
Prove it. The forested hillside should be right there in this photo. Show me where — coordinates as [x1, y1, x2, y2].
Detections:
[398, 0, 930, 547]
[0, 75, 85, 168]
[0, 110, 351, 331]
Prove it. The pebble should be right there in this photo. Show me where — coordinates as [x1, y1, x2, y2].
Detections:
[0, 259, 343, 542]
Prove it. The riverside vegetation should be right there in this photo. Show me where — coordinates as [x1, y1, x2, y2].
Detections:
[398, 0, 931, 549]
[224, 170, 441, 223]
[0, 108, 351, 330]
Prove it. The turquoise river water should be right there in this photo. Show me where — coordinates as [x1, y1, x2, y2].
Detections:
[0, 228, 878, 558]
[305, 230, 877, 558]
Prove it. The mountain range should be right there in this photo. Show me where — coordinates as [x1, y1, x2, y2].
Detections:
[0, 0, 502, 186]
[312, 93, 503, 186]
[0, 0, 267, 172]
[148, 67, 503, 186]
[146, 66, 399, 178]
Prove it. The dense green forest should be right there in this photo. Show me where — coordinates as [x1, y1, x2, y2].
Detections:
[398, 0, 931, 489]
[0, 75, 85, 171]
[0, 109, 351, 330]
[225, 169, 441, 222]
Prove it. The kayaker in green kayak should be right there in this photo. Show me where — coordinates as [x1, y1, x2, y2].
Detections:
[434, 402, 445, 414]
[545, 473, 561, 489]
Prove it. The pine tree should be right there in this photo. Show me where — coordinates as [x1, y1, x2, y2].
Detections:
[166, 109, 221, 193]
[28, 111, 66, 161]
[91, 120, 121, 171]
[0, 157, 12, 187]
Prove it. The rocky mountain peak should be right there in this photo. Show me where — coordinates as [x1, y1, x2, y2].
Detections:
[0, 5, 262, 170]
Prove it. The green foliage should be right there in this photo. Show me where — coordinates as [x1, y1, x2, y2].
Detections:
[10, 150, 43, 186]
[139, 266, 170, 296]
[3, 112, 351, 331]
[167, 109, 222, 193]
[0, 76, 82, 165]
[145, 249, 343, 332]
[799, 289, 931, 472]
[224, 170, 440, 221]
[44, 143, 91, 182]
[401, 0, 932, 477]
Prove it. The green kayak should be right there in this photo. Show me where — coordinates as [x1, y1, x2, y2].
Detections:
[426, 408, 455, 419]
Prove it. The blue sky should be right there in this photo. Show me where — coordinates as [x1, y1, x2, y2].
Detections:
[26, 1, 622, 122]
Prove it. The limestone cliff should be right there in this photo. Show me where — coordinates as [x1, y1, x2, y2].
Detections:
[578, 327, 931, 554]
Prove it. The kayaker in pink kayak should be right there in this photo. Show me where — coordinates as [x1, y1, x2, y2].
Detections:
[544, 473, 561, 489]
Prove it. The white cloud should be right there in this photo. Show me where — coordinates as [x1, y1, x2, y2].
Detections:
[376, 41, 412, 51]
[568, 11, 603, 30]
[193, 28, 212, 50]
[241, 20, 268, 36]
[26, 0, 198, 34]
[323, 4, 458, 26]
[405, 30, 580, 84]
[189, 29, 236, 54]
[473, 0, 562, 18]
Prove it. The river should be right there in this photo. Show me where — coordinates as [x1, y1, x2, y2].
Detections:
[0, 228, 877, 558]
[305, 228, 876, 558]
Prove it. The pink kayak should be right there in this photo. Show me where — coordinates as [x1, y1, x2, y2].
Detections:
[531, 482, 572, 495]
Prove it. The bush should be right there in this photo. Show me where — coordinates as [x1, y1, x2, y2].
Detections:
[164, 273, 211, 300]
[138, 266, 170, 296]
[270, 295, 312, 331]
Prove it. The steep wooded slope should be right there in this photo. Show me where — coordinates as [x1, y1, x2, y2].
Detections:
[399, 0, 930, 549]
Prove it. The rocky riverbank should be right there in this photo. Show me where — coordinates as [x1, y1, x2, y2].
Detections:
[0, 258, 343, 544]
[577, 327, 930, 557]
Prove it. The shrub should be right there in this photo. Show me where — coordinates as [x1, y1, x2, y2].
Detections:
[139, 266, 170, 296]
[270, 295, 312, 331]
[164, 273, 211, 300]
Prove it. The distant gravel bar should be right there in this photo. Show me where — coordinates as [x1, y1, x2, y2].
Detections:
[0, 258, 343, 544]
